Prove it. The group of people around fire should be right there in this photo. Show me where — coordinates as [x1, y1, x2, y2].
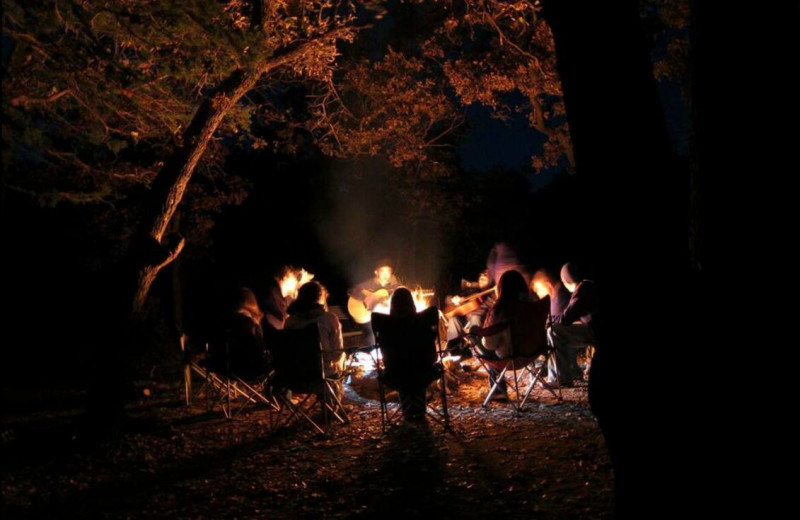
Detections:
[215, 246, 598, 421]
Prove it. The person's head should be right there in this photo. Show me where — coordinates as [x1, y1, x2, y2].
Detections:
[478, 269, 491, 289]
[496, 269, 529, 302]
[390, 287, 416, 317]
[293, 281, 328, 312]
[374, 258, 394, 287]
[276, 265, 300, 298]
[236, 287, 263, 320]
[560, 262, 582, 293]
[531, 269, 556, 299]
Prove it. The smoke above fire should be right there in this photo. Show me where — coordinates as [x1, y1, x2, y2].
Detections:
[315, 159, 443, 297]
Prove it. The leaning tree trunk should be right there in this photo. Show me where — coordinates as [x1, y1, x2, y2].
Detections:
[130, 68, 258, 317]
[129, 27, 356, 318]
[82, 27, 360, 432]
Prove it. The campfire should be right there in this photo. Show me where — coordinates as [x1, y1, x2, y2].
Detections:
[350, 350, 381, 375]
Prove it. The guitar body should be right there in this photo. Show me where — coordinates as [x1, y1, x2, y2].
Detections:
[444, 299, 480, 319]
[347, 288, 391, 324]
[443, 287, 495, 319]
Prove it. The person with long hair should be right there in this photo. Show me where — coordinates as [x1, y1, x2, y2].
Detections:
[214, 287, 271, 380]
[377, 287, 438, 422]
[478, 269, 535, 399]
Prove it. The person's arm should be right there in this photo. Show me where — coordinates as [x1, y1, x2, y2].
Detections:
[332, 315, 343, 351]
[348, 280, 369, 301]
[327, 314, 345, 372]
[560, 283, 595, 325]
[481, 310, 502, 351]
[261, 284, 289, 328]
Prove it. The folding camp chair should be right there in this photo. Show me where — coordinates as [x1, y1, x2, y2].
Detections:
[468, 296, 562, 411]
[270, 324, 349, 435]
[181, 333, 279, 420]
[372, 307, 451, 432]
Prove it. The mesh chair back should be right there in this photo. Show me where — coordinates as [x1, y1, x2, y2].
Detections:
[271, 324, 323, 392]
[373, 307, 439, 392]
[508, 296, 550, 358]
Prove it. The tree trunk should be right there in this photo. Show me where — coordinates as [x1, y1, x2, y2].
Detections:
[82, 26, 360, 433]
[131, 68, 259, 317]
[129, 26, 358, 318]
[542, 0, 685, 516]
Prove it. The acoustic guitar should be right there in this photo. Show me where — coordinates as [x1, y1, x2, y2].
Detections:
[347, 288, 392, 324]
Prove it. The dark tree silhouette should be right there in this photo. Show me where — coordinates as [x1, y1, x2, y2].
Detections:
[542, 0, 687, 516]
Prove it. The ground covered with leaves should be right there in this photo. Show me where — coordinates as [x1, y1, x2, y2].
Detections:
[2, 359, 612, 519]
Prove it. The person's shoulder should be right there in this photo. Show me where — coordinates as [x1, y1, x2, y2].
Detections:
[322, 310, 340, 323]
[418, 306, 439, 322]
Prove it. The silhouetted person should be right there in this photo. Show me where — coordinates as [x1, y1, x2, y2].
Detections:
[213, 287, 271, 380]
[376, 287, 439, 422]
[285, 281, 345, 400]
[486, 242, 531, 287]
[544, 263, 596, 386]
[477, 270, 535, 400]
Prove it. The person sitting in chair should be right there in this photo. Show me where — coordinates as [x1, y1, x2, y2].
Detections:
[546, 262, 597, 387]
[285, 281, 346, 399]
[378, 287, 439, 422]
[347, 258, 403, 346]
[476, 270, 534, 400]
[444, 269, 496, 355]
[214, 287, 272, 380]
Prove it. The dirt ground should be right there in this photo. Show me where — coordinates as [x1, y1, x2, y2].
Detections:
[1, 357, 613, 519]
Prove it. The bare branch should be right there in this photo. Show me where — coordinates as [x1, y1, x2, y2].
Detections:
[8, 89, 73, 107]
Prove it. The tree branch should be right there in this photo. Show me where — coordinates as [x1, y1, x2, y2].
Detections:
[8, 89, 73, 107]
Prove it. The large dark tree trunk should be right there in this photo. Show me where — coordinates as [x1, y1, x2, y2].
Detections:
[542, 1, 689, 516]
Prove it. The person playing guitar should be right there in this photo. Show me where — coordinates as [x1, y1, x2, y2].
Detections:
[347, 258, 403, 346]
[443, 269, 496, 354]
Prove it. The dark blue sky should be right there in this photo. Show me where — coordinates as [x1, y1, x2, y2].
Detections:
[457, 104, 545, 174]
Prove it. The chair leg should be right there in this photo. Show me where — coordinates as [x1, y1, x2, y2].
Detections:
[184, 363, 192, 406]
[439, 374, 450, 431]
[276, 393, 327, 435]
[510, 365, 523, 412]
[377, 373, 388, 434]
[481, 365, 509, 408]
